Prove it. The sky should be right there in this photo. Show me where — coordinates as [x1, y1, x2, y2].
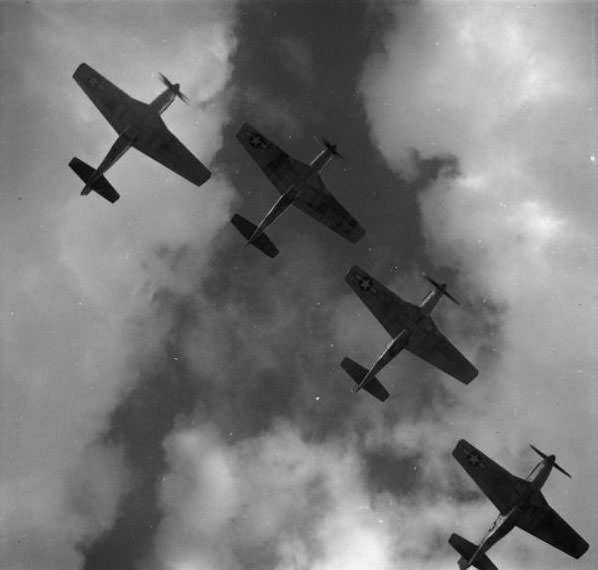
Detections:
[0, 1, 596, 570]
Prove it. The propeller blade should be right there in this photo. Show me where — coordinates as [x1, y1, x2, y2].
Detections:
[423, 274, 460, 305]
[443, 290, 460, 305]
[423, 274, 441, 289]
[529, 444, 548, 459]
[530, 444, 571, 478]
[159, 73, 189, 104]
[554, 463, 572, 479]
[320, 136, 345, 160]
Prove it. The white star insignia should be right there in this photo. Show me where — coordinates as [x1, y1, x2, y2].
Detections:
[465, 450, 484, 468]
[357, 276, 375, 293]
[249, 134, 268, 149]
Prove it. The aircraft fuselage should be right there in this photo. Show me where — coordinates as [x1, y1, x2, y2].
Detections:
[308, 148, 335, 174]
[466, 459, 555, 569]
[85, 88, 176, 191]
[357, 285, 445, 391]
[247, 147, 336, 244]
[419, 287, 444, 315]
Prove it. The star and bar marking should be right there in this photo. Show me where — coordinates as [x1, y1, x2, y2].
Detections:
[249, 133, 269, 149]
[464, 448, 485, 468]
[357, 275, 376, 293]
[87, 76, 102, 89]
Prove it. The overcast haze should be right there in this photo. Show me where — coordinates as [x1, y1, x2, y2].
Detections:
[1, 1, 597, 570]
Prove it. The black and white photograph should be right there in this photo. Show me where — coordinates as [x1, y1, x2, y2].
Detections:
[1, 1, 596, 569]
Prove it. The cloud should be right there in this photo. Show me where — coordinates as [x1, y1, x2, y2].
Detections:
[154, 419, 508, 570]
[242, 84, 303, 138]
[0, 3, 238, 569]
[153, 422, 399, 570]
[277, 36, 315, 85]
[360, 1, 597, 568]
[5, 2, 595, 570]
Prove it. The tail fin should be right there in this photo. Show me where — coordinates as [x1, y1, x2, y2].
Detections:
[423, 274, 459, 305]
[340, 357, 389, 402]
[231, 214, 279, 258]
[69, 158, 120, 203]
[449, 534, 498, 570]
[529, 444, 572, 478]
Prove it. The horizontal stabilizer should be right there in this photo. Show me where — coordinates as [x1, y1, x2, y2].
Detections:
[231, 214, 279, 258]
[69, 157, 120, 203]
[340, 357, 389, 402]
[449, 534, 498, 570]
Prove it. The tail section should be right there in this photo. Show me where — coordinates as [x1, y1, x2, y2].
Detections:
[449, 534, 498, 570]
[231, 214, 279, 258]
[340, 357, 389, 402]
[69, 158, 120, 203]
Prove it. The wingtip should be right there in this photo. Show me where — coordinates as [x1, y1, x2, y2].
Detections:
[345, 224, 366, 244]
[345, 266, 364, 285]
[237, 121, 252, 134]
[73, 62, 89, 78]
[465, 366, 479, 384]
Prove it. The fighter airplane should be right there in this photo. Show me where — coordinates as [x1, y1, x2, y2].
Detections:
[69, 63, 211, 203]
[340, 266, 478, 401]
[231, 123, 365, 258]
[450, 439, 589, 570]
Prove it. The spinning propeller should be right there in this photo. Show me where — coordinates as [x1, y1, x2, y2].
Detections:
[319, 136, 344, 160]
[423, 274, 460, 305]
[530, 444, 572, 478]
[159, 73, 189, 104]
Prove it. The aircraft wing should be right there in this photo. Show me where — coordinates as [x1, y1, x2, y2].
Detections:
[518, 498, 589, 559]
[237, 123, 364, 242]
[345, 266, 419, 337]
[236, 122, 293, 192]
[73, 63, 131, 134]
[133, 127, 211, 186]
[406, 325, 478, 384]
[294, 176, 365, 243]
[453, 439, 527, 515]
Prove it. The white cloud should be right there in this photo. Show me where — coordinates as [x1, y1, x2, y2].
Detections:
[0, 3, 238, 569]
[360, 1, 597, 568]
[153, 422, 399, 570]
